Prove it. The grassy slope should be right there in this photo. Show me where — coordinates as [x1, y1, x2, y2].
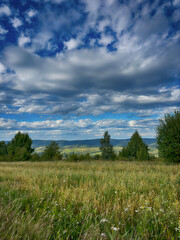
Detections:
[0, 161, 179, 239]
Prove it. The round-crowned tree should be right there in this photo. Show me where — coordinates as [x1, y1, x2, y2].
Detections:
[156, 110, 180, 163]
[8, 132, 34, 161]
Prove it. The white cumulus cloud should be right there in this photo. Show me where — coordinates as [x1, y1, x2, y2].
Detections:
[0, 5, 11, 16]
[11, 17, 23, 29]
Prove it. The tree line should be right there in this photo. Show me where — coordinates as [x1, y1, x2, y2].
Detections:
[0, 110, 179, 163]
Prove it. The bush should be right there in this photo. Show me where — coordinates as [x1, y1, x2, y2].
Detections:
[31, 153, 41, 162]
[65, 153, 92, 162]
[156, 110, 180, 163]
[92, 154, 101, 160]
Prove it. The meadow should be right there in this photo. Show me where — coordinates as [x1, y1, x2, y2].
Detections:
[34, 146, 158, 157]
[0, 161, 179, 239]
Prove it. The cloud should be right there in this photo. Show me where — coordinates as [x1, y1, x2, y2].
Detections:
[64, 38, 80, 50]
[0, 5, 11, 16]
[0, 0, 179, 140]
[3, 23, 180, 115]
[0, 63, 6, 73]
[11, 17, 23, 29]
[27, 9, 37, 18]
[99, 34, 114, 46]
[0, 26, 8, 35]
[18, 34, 31, 47]
[0, 117, 158, 140]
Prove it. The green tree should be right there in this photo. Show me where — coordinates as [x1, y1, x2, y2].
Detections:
[121, 130, 149, 160]
[42, 141, 62, 161]
[156, 110, 180, 163]
[0, 141, 8, 156]
[8, 132, 34, 161]
[0, 141, 8, 161]
[99, 131, 115, 160]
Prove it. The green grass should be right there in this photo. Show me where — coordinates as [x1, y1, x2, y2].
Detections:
[0, 161, 179, 239]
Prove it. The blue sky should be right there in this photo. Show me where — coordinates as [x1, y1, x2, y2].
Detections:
[0, 0, 179, 140]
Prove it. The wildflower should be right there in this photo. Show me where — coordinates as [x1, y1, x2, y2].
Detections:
[111, 227, 119, 231]
[125, 208, 128, 212]
[175, 227, 179, 232]
[148, 207, 152, 211]
[115, 191, 117, 194]
[100, 219, 108, 223]
[101, 233, 106, 237]
[160, 208, 164, 212]
[135, 210, 138, 213]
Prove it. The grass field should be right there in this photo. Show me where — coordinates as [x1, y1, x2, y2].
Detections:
[35, 146, 158, 157]
[34, 146, 123, 155]
[0, 161, 179, 239]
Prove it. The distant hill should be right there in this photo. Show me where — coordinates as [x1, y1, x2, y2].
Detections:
[32, 138, 156, 149]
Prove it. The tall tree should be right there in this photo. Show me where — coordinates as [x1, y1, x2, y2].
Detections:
[42, 141, 62, 161]
[122, 130, 149, 160]
[156, 110, 180, 163]
[0, 141, 8, 156]
[99, 131, 115, 160]
[8, 132, 34, 161]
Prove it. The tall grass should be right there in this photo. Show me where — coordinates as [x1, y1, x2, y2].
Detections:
[0, 161, 179, 239]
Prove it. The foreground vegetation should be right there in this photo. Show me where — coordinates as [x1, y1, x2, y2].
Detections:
[0, 161, 179, 239]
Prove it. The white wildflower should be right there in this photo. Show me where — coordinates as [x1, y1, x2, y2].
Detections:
[101, 233, 106, 237]
[111, 227, 119, 231]
[100, 219, 108, 223]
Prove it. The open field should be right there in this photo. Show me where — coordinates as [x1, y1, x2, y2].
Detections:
[0, 161, 179, 239]
[34, 146, 123, 155]
[35, 146, 158, 157]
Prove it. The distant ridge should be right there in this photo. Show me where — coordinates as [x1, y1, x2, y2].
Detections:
[32, 138, 156, 149]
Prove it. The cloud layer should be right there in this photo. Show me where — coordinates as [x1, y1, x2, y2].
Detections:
[0, 0, 179, 139]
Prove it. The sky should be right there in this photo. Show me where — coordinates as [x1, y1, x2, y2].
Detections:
[0, 0, 179, 140]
